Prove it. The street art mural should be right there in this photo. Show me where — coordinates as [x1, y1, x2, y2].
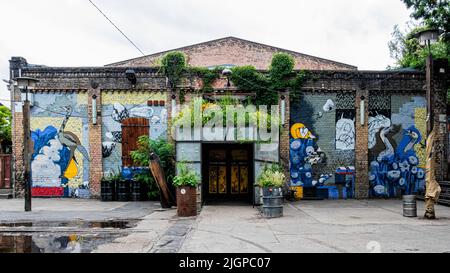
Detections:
[368, 96, 426, 197]
[101, 91, 168, 175]
[30, 92, 90, 197]
[289, 93, 356, 199]
[335, 110, 355, 150]
[289, 123, 329, 187]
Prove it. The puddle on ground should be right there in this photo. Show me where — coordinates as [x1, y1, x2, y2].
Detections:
[0, 233, 122, 253]
[0, 220, 135, 229]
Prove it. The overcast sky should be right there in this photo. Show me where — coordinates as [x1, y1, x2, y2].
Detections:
[0, 0, 413, 106]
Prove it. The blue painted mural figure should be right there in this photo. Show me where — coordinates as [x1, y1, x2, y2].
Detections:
[369, 125, 425, 197]
[289, 123, 328, 187]
[31, 106, 90, 197]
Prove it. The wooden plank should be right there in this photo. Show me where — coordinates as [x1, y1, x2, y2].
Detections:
[121, 118, 149, 167]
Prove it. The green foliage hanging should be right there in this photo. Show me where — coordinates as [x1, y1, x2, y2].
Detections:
[160, 51, 186, 88]
[0, 105, 11, 153]
[130, 136, 176, 184]
[269, 52, 295, 90]
[188, 66, 222, 93]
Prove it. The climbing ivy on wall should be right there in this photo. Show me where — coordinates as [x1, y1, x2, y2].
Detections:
[160, 51, 307, 105]
[160, 51, 186, 88]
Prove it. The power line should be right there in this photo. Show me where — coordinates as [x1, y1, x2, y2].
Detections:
[88, 0, 146, 56]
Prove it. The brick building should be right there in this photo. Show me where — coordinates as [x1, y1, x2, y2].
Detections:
[6, 37, 449, 205]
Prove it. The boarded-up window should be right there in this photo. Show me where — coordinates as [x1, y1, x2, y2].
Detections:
[121, 118, 149, 167]
[0, 154, 11, 189]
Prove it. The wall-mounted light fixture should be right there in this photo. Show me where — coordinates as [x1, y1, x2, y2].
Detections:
[16, 76, 39, 107]
[92, 94, 98, 125]
[125, 69, 137, 85]
[360, 95, 365, 126]
[280, 95, 286, 126]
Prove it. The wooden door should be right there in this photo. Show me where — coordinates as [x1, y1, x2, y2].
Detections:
[121, 118, 149, 167]
[0, 154, 11, 189]
[203, 144, 253, 202]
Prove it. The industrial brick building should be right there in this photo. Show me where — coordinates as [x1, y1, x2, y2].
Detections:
[6, 37, 449, 205]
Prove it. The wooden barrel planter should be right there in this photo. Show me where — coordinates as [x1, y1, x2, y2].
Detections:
[100, 179, 116, 201]
[176, 186, 197, 217]
[116, 180, 131, 201]
[262, 187, 283, 218]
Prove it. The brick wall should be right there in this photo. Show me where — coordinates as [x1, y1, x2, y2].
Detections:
[108, 37, 356, 71]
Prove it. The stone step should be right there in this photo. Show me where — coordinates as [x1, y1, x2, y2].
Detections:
[0, 188, 13, 194]
[0, 193, 13, 199]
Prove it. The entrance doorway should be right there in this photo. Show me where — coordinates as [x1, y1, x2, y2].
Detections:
[202, 143, 253, 203]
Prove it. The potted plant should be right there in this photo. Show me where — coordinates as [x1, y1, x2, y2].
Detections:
[173, 163, 200, 217]
[257, 165, 286, 218]
[100, 173, 116, 201]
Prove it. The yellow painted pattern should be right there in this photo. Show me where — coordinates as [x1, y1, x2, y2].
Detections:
[76, 92, 88, 105]
[218, 166, 227, 193]
[31, 117, 85, 189]
[290, 186, 303, 200]
[414, 108, 426, 168]
[231, 165, 239, 193]
[240, 166, 248, 193]
[64, 159, 78, 179]
[209, 166, 217, 193]
[290, 123, 313, 139]
[101, 91, 166, 105]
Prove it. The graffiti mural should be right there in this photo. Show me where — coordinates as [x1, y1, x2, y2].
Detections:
[30, 92, 90, 197]
[101, 91, 168, 175]
[290, 93, 355, 199]
[335, 110, 355, 150]
[289, 123, 328, 187]
[368, 96, 426, 197]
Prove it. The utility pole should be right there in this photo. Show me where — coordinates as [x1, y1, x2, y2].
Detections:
[23, 87, 31, 211]
[15, 77, 38, 212]
[426, 43, 434, 135]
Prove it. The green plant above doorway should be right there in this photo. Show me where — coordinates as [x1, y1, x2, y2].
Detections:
[173, 163, 200, 188]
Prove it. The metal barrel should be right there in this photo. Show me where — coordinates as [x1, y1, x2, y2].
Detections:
[131, 180, 141, 201]
[262, 187, 283, 218]
[116, 180, 130, 202]
[101, 181, 114, 201]
[403, 195, 417, 217]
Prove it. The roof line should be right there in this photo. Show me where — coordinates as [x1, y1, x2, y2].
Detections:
[105, 36, 357, 69]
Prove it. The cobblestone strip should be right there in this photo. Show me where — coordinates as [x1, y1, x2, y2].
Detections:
[149, 218, 196, 253]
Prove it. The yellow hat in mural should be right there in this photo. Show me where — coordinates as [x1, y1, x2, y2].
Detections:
[290, 123, 313, 139]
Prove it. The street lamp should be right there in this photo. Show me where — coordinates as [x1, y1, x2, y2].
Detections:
[415, 29, 442, 220]
[222, 68, 232, 88]
[415, 29, 441, 135]
[15, 76, 39, 212]
[416, 29, 441, 55]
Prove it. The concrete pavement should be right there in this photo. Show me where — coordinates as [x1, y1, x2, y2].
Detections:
[1, 198, 450, 253]
[180, 200, 450, 253]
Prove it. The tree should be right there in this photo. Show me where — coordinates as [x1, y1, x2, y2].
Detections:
[0, 105, 12, 153]
[388, 23, 449, 69]
[388, 1, 450, 69]
[402, 0, 450, 42]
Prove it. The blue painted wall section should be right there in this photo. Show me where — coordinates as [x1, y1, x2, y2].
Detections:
[368, 95, 426, 197]
[289, 93, 355, 198]
[30, 92, 90, 197]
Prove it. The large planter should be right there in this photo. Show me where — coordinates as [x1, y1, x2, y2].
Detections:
[176, 186, 197, 217]
[261, 187, 283, 218]
[101, 180, 116, 201]
[116, 180, 131, 202]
